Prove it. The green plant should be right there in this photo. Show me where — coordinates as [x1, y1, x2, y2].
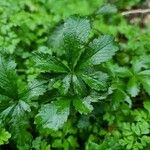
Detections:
[0, 0, 150, 149]
[33, 16, 118, 131]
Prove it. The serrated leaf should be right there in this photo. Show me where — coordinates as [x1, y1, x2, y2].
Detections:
[35, 98, 70, 131]
[0, 128, 11, 145]
[0, 100, 31, 123]
[33, 52, 69, 73]
[73, 97, 94, 114]
[139, 77, 150, 95]
[96, 4, 118, 15]
[127, 76, 140, 97]
[48, 25, 65, 56]
[81, 71, 108, 91]
[72, 75, 86, 96]
[0, 56, 18, 99]
[32, 137, 50, 150]
[28, 79, 47, 98]
[63, 17, 91, 68]
[61, 74, 72, 95]
[80, 35, 118, 68]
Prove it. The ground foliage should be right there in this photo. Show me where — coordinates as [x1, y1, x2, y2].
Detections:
[0, 0, 150, 150]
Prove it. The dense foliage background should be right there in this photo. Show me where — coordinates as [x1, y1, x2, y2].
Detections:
[0, 0, 150, 150]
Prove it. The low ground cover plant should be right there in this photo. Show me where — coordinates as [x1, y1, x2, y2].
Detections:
[0, 0, 150, 150]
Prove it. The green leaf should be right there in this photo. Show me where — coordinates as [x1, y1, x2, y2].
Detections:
[12, 121, 33, 150]
[127, 76, 140, 97]
[81, 71, 108, 91]
[72, 75, 86, 96]
[115, 67, 132, 78]
[73, 96, 94, 114]
[138, 70, 150, 76]
[139, 77, 150, 95]
[61, 74, 72, 95]
[96, 4, 118, 15]
[0, 56, 18, 99]
[0, 128, 11, 145]
[33, 52, 69, 73]
[48, 25, 64, 56]
[28, 79, 47, 98]
[35, 98, 70, 131]
[64, 17, 91, 44]
[63, 17, 91, 68]
[32, 137, 50, 150]
[80, 35, 118, 68]
[144, 101, 150, 114]
[0, 100, 31, 124]
[113, 89, 132, 108]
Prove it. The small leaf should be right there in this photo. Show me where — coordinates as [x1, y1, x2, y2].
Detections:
[144, 101, 150, 114]
[0, 128, 11, 145]
[127, 76, 140, 97]
[35, 98, 70, 131]
[72, 75, 86, 96]
[96, 4, 118, 15]
[61, 74, 72, 94]
[73, 97, 94, 114]
[115, 67, 132, 78]
[138, 70, 150, 76]
[139, 77, 150, 95]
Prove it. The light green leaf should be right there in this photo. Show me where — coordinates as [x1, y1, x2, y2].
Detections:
[0, 128, 11, 145]
[115, 67, 132, 78]
[144, 101, 150, 114]
[138, 70, 150, 76]
[35, 98, 70, 131]
[139, 77, 150, 95]
[73, 96, 94, 114]
[96, 4, 118, 15]
[127, 76, 140, 97]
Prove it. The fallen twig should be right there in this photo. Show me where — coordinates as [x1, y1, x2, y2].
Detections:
[122, 8, 150, 15]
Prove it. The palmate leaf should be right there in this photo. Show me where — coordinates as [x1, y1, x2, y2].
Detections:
[79, 35, 118, 68]
[49, 17, 91, 69]
[35, 98, 70, 131]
